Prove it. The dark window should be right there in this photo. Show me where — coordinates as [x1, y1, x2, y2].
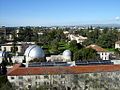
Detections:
[18, 76, 23, 79]
[61, 75, 65, 78]
[19, 82, 23, 86]
[28, 78, 31, 82]
[44, 75, 49, 79]
[35, 82, 37, 85]
[4, 47, 6, 51]
[11, 77, 14, 79]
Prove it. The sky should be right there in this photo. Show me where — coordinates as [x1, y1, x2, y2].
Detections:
[0, 0, 120, 26]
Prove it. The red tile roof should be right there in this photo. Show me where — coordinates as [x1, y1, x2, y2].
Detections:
[115, 41, 120, 44]
[7, 64, 120, 76]
[86, 44, 107, 52]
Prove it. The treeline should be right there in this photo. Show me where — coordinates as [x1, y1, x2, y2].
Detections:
[78, 27, 120, 48]
[1, 27, 120, 61]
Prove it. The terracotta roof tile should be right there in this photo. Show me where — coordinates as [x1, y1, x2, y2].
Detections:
[115, 41, 120, 44]
[86, 44, 107, 52]
[7, 64, 120, 76]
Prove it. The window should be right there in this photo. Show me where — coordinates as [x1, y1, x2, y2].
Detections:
[35, 82, 37, 85]
[19, 82, 23, 86]
[28, 85, 31, 89]
[44, 82, 49, 85]
[36, 76, 40, 79]
[53, 80, 57, 84]
[28, 78, 31, 82]
[101, 53, 103, 55]
[4, 47, 6, 51]
[11, 77, 14, 79]
[44, 75, 49, 79]
[18, 76, 23, 79]
[10, 47, 13, 52]
[36, 76, 38, 79]
[105, 57, 106, 60]
[61, 75, 65, 78]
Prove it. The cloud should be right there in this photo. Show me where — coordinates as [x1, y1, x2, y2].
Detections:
[115, 16, 120, 21]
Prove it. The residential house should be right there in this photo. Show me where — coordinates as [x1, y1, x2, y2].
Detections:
[68, 34, 87, 44]
[86, 44, 111, 60]
[0, 42, 35, 54]
[115, 41, 120, 49]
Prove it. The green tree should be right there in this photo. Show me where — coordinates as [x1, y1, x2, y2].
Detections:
[114, 48, 120, 59]
[50, 39, 59, 54]
[11, 30, 18, 54]
[0, 76, 13, 90]
[97, 30, 117, 48]
[69, 40, 78, 52]
[30, 58, 46, 62]
[73, 48, 98, 61]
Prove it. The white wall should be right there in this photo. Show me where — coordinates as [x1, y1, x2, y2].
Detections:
[1, 45, 22, 53]
[115, 43, 120, 49]
[111, 60, 120, 64]
[7, 74, 71, 89]
[12, 56, 24, 63]
[98, 52, 110, 60]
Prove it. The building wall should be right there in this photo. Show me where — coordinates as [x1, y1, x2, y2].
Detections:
[1, 45, 22, 53]
[68, 34, 87, 44]
[46, 55, 71, 62]
[115, 43, 120, 49]
[8, 74, 74, 90]
[8, 71, 120, 90]
[11, 56, 24, 63]
[98, 52, 110, 60]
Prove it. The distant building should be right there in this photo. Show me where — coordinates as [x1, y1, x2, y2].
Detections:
[0, 42, 35, 54]
[115, 41, 120, 49]
[86, 44, 111, 60]
[63, 31, 69, 34]
[0, 26, 16, 41]
[68, 34, 87, 44]
[46, 50, 72, 62]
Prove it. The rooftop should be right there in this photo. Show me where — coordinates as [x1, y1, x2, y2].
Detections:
[86, 44, 107, 52]
[7, 64, 120, 76]
[115, 41, 120, 44]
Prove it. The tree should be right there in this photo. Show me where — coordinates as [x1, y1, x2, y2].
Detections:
[30, 58, 46, 62]
[73, 48, 98, 61]
[17, 27, 34, 42]
[0, 75, 13, 90]
[50, 39, 59, 54]
[69, 40, 78, 52]
[97, 30, 117, 48]
[114, 48, 120, 59]
[1, 60, 7, 75]
[11, 30, 18, 54]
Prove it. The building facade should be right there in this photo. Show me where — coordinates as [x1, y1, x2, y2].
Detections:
[67, 34, 87, 44]
[115, 41, 120, 49]
[86, 44, 111, 60]
[0, 42, 35, 54]
[7, 64, 120, 90]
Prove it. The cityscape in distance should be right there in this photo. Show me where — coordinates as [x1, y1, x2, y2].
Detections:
[0, 0, 120, 90]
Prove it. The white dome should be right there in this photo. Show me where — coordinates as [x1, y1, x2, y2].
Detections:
[24, 45, 45, 58]
[63, 50, 71, 57]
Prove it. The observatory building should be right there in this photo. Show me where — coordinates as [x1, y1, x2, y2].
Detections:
[24, 45, 45, 67]
[46, 50, 72, 62]
[62, 50, 72, 61]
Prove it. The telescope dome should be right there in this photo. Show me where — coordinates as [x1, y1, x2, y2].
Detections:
[24, 45, 45, 58]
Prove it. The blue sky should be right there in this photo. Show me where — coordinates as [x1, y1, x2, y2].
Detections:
[0, 0, 120, 26]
